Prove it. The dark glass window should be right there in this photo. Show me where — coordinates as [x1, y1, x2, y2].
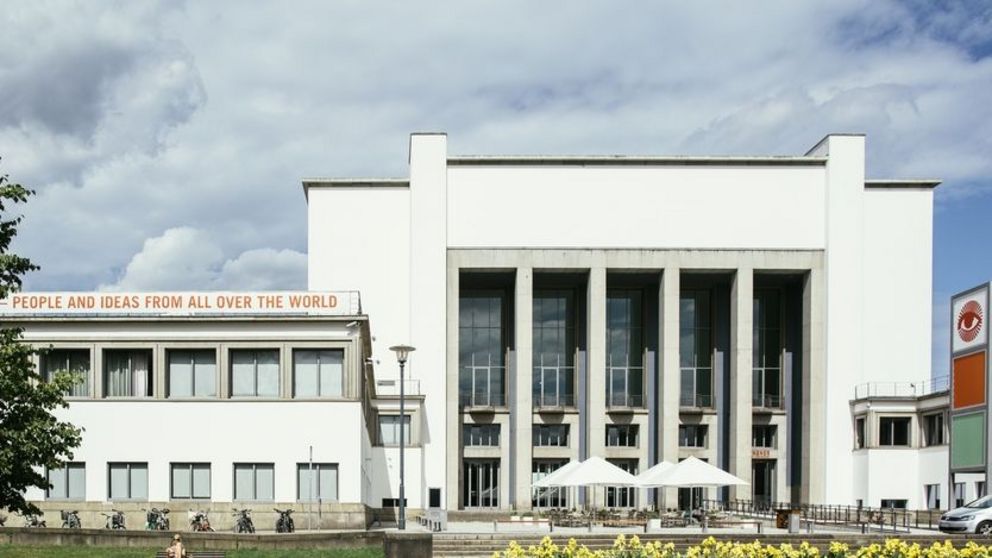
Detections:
[463, 459, 500, 508]
[605, 424, 639, 447]
[855, 417, 866, 449]
[923, 413, 944, 446]
[533, 424, 569, 447]
[606, 290, 643, 407]
[680, 291, 713, 407]
[753, 290, 782, 408]
[678, 425, 708, 448]
[533, 290, 576, 408]
[752, 425, 777, 448]
[459, 293, 507, 407]
[879, 417, 911, 446]
[463, 424, 501, 446]
[532, 459, 568, 508]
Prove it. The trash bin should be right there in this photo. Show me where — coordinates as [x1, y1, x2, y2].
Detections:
[775, 509, 789, 529]
[788, 510, 801, 534]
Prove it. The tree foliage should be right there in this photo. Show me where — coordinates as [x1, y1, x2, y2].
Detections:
[0, 165, 83, 515]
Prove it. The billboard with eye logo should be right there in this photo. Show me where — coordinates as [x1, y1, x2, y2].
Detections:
[950, 284, 990, 474]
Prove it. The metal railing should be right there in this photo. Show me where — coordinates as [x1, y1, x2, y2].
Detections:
[534, 392, 576, 409]
[752, 393, 784, 409]
[680, 393, 714, 408]
[705, 499, 943, 532]
[607, 393, 645, 408]
[853, 375, 950, 400]
[460, 391, 507, 408]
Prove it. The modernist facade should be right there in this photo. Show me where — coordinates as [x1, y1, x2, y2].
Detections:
[7, 291, 395, 530]
[6, 133, 943, 521]
[305, 133, 939, 511]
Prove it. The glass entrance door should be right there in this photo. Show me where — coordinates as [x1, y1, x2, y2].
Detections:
[752, 460, 775, 507]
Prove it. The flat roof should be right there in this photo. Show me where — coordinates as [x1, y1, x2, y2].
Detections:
[864, 179, 941, 190]
[301, 178, 409, 199]
[446, 155, 828, 166]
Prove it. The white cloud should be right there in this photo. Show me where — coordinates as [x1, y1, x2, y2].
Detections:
[101, 227, 305, 291]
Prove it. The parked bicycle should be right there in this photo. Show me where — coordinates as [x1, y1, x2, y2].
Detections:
[274, 508, 295, 533]
[103, 509, 126, 530]
[143, 507, 170, 530]
[188, 509, 214, 532]
[24, 513, 46, 528]
[61, 510, 81, 529]
[232, 508, 254, 533]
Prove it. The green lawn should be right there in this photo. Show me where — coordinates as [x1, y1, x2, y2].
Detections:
[0, 546, 384, 558]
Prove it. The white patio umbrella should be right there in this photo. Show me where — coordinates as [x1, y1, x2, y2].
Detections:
[636, 460, 675, 510]
[647, 456, 748, 530]
[533, 460, 582, 488]
[544, 456, 639, 515]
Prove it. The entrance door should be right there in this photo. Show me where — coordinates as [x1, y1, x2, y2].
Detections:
[752, 460, 775, 507]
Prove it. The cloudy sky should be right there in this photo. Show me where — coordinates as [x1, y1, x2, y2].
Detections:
[1, 0, 990, 375]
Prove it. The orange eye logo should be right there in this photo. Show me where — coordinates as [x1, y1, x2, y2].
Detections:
[958, 300, 984, 343]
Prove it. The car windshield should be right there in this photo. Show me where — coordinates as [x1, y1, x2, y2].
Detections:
[965, 496, 992, 509]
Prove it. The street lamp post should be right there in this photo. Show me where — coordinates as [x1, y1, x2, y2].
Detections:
[389, 344, 415, 530]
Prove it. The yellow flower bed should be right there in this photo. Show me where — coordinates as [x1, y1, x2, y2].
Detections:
[491, 535, 992, 558]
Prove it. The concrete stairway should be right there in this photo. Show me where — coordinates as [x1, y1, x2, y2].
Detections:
[432, 532, 974, 558]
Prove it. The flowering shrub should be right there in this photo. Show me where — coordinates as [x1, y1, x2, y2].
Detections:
[491, 536, 992, 558]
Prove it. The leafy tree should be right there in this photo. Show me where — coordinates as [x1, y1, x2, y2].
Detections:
[0, 166, 82, 515]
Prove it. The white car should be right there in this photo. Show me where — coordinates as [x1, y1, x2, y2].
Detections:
[940, 496, 992, 534]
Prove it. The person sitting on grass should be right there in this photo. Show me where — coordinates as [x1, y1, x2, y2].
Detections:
[166, 533, 188, 558]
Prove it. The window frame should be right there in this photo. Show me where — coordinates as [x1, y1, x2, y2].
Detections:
[463, 424, 501, 447]
[107, 462, 148, 501]
[752, 425, 778, 448]
[878, 416, 912, 447]
[170, 462, 211, 500]
[922, 412, 945, 446]
[533, 424, 570, 447]
[292, 348, 345, 398]
[605, 424, 639, 447]
[46, 462, 86, 501]
[678, 424, 708, 448]
[103, 349, 154, 398]
[378, 414, 412, 446]
[41, 348, 91, 398]
[233, 462, 275, 502]
[229, 349, 281, 398]
[296, 462, 339, 502]
[167, 349, 218, 399]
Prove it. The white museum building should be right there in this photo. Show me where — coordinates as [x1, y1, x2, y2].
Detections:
[3, 132, 955, 526]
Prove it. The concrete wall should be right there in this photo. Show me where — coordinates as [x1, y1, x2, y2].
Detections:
[446, 166, 827, 250]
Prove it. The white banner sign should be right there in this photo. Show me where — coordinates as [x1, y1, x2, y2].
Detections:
[0, 291, 359, 317]
[952, 286, 988, 354]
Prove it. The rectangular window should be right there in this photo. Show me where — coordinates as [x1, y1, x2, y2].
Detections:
[607, 290, 644, 408]
[605, 459, 637, 508]
[378, 415, 412, 445]
[230, 350, 279, 397]
[42, 349, 90, 397]
[103, 350, 153, 397]
[532, 459, 568, 508]
[752, 425, 777, 448]
[881, 499, 907, 509]
[293, 349, 344, 397]
[924, 484, 941, 510]
[879, 417, 911, 446]
[47, 463, 85, 500]
[955, 482, 966, 508]
[533, 424, 569, 447]
[381, 498, 408, 507]
[752, 290, 782, 408]
[533, 290, 576, 408]
[463, 424, 501, 446]
[923, 413, 945, 446]
[168, 350, 216, 398]
[855, 417, 866, 449]
[170, 463, 211, 499]
[233, 463, 274, 501]
[979, 481, 988, 498]
[463, 459, 500, 508]
[678, 425, 708, 448]
[108, 462, 148, 501]
[297, 463, 338, 502]
[680, 290, 713, 407]
[605, 424, 639, 447]
[459, 292, 507, 408]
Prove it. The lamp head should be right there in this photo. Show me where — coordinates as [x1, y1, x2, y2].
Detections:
[389, 345, 416, 364]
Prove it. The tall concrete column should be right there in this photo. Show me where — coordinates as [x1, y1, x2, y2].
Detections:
[587, 267, 607, 506]
[587, 268, 607, 457]
[445, 266, 460, 509]
[514, 267, 534, 508]
[802, 266, 826, 503]
[729, 267, 753, 499]
[659, 268, 681, 506]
